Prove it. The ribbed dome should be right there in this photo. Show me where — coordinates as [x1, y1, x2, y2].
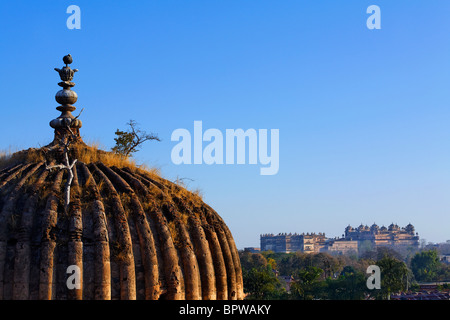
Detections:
[0, 145, 243, 300]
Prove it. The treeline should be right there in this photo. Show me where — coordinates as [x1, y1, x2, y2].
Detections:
[240, 248, 450, 300]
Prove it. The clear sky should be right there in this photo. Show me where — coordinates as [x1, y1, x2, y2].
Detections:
[1, 1, 450, 248]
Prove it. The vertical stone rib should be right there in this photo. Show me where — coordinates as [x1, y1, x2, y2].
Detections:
[0, 241, 4, 300]
[203, 207, 238, 300]
[110, 167, 161, 300]
[92, 199, 111, 299]
[98, 165, 150, 299]
[187, 214, 216, 300]
[220, 223, 244, 300]
[105, 213, 120, 299]
[150, 208, 183, 300]
[0, 162, 43, 299]
[12, 167, 49, 299]
[170, 196, 216, 300]
[204, 205, 243, 300]
[78, 163, 111, 300]
[126, 170, 184, 300]
[91, 164, 136, 300]
[67, 164, 83, 300]
[127, 175, 183, 300]
[214, 226, 237, 300]
[39, 170, 63, 300]
[162, 203, 201, 300]
[203, 224, 227, 300]
[77, 163, 94, 300]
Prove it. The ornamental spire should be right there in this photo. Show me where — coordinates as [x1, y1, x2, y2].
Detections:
[49, 54, 83, 145]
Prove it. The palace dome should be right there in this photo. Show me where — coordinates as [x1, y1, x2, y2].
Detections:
[0, 55, 243, 300]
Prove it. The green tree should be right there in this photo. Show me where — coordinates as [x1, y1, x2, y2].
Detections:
[437, 264, 450, 281]
[311, 253, 341, 279]
[112, 120, 160, 157]
[277, 252, 309, 276]
[267, 258, 277, 270]
[290, 266, 323, 300]
[361, 246, 403, 261]
[242, 266, 286, 300]
[375, 255, 409, 300]
[341, 265, 357, 276]
[323, 268, 368, 300]
[239, 251, 268, 271]
[410, 250, 440, 282]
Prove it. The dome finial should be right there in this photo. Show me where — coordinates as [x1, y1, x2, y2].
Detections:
[49, 54, 83, 145]
[54, 54, 78, 86]
[63, 54, 73, 65]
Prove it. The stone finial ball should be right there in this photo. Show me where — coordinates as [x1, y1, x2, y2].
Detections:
[55, 88, 78, 105]
[63, 54, 73, 65]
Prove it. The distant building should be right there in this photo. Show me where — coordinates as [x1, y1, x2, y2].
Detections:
[440, 254, 450, 264]
[325, 238, 359, 255]
[260, 232, 327, 254]
[260, 232, 357, 255]
[344, 223, 419, 250]
[260, 223, 419, 254]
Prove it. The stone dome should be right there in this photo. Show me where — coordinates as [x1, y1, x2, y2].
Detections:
[0, 55, 243, 300]
[0, 146, 243, 300]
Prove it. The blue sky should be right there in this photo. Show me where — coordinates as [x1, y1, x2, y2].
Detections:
[1, 1, 450, 248]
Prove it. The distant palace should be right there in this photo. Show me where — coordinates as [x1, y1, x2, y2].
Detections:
[257, 223, 419, 255]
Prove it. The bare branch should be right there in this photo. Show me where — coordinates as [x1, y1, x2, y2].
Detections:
[44, 135, 78, 213]
[46, 164, 67, 171]
[70, 159, 77, 169]
[74, 108, 84, 119]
